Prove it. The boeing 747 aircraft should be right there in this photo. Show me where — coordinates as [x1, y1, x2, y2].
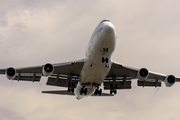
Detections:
[0, 20, 179, 99]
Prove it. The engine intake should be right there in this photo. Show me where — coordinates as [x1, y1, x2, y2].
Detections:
[164, 75, 176, 87]
[6, 67, 16, 80]
[137, 68, 149, 81]
[42, 63, 54, 77]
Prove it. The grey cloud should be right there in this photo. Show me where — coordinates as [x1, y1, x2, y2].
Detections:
[0, 0, 66, 11]
[0, 108, 26, 120]
[11, 22, 27, 35]
[0, 34, 3, 39]
[0, 8, 8, 28]
[0, 0, 66, 30]
[12, 22, 27, 29]
[0, 20, 8, 28]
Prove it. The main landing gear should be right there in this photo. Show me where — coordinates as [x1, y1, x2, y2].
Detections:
[110, 89, 117, 94]
[80, 83, 102, 96]
[80, 88, 87, 95]
[68, 82, 75, 92]
[102, 57, 108, 63]
[102, 48, 109, 63]
[80, 82, 90, 95]
[110, 84, 117, 94]
[94, 83, 102, 96]
[95, 88, 102, 95]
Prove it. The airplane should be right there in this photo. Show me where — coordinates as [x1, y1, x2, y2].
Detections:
[0, 19, 179, 100]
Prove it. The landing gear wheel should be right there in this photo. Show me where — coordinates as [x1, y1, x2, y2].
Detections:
[80, 88, 87, 95]
[102, 57, 105, 63]
[84, 88, 87, 95]
[114, 89, 117, 94]
[67, 82, 75, 92]
[72, 88, 74, 92]
[110, 89, 113, 94]
[106, 48, 108, 52]
[106, 58, 108, 63]
[80, 88, 83, 95]
[110, 89, 117, 94]
[94, 88, 102, 96]
[99, 89, 102, 95]
[95, 89, 98, 95]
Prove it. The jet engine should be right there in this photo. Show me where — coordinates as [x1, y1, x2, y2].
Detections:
[42, 63, 54, 77]
[5, 67, 16, 80]
[137, 68, 149, 81]
[164, 75, 176, 87]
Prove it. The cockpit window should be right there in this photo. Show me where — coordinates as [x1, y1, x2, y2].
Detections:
[100, 20, 110, 24]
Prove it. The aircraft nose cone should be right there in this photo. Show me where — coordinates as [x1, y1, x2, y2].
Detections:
[104, 24, 114, 33]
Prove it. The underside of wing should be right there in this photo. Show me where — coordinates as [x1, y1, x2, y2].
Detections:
[104, 61, 180, 90]
[107, 61, 138, 78]
[42, 90, 75, 96]
[0, 59, 84, 87]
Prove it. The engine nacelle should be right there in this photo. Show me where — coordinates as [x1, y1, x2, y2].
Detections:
[5, 67, 16, 80]
[164, 75, 176, 87]
[137, 68, 149, 81]
[42, 63, 54, 77]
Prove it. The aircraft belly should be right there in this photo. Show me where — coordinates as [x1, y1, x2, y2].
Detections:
[80, 51, 112, 86]
[80, 63, 107, 85]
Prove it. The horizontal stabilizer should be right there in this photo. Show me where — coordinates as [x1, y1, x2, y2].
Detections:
[42, 90, 74, 96]
[42, 90, 114, 96]
[92, 93, 114, 96]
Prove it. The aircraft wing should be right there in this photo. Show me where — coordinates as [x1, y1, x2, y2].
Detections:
[104, 61, 180, 90]
[0, 59, 84, 84]
[1, 59, 179, 95]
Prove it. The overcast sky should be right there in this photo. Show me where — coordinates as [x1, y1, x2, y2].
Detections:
[0, 0, 180, 120]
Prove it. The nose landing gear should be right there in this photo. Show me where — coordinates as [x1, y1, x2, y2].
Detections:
[102, 48, 109, 63]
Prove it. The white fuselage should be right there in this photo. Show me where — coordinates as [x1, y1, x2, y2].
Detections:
[74, 21, 116, 99]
